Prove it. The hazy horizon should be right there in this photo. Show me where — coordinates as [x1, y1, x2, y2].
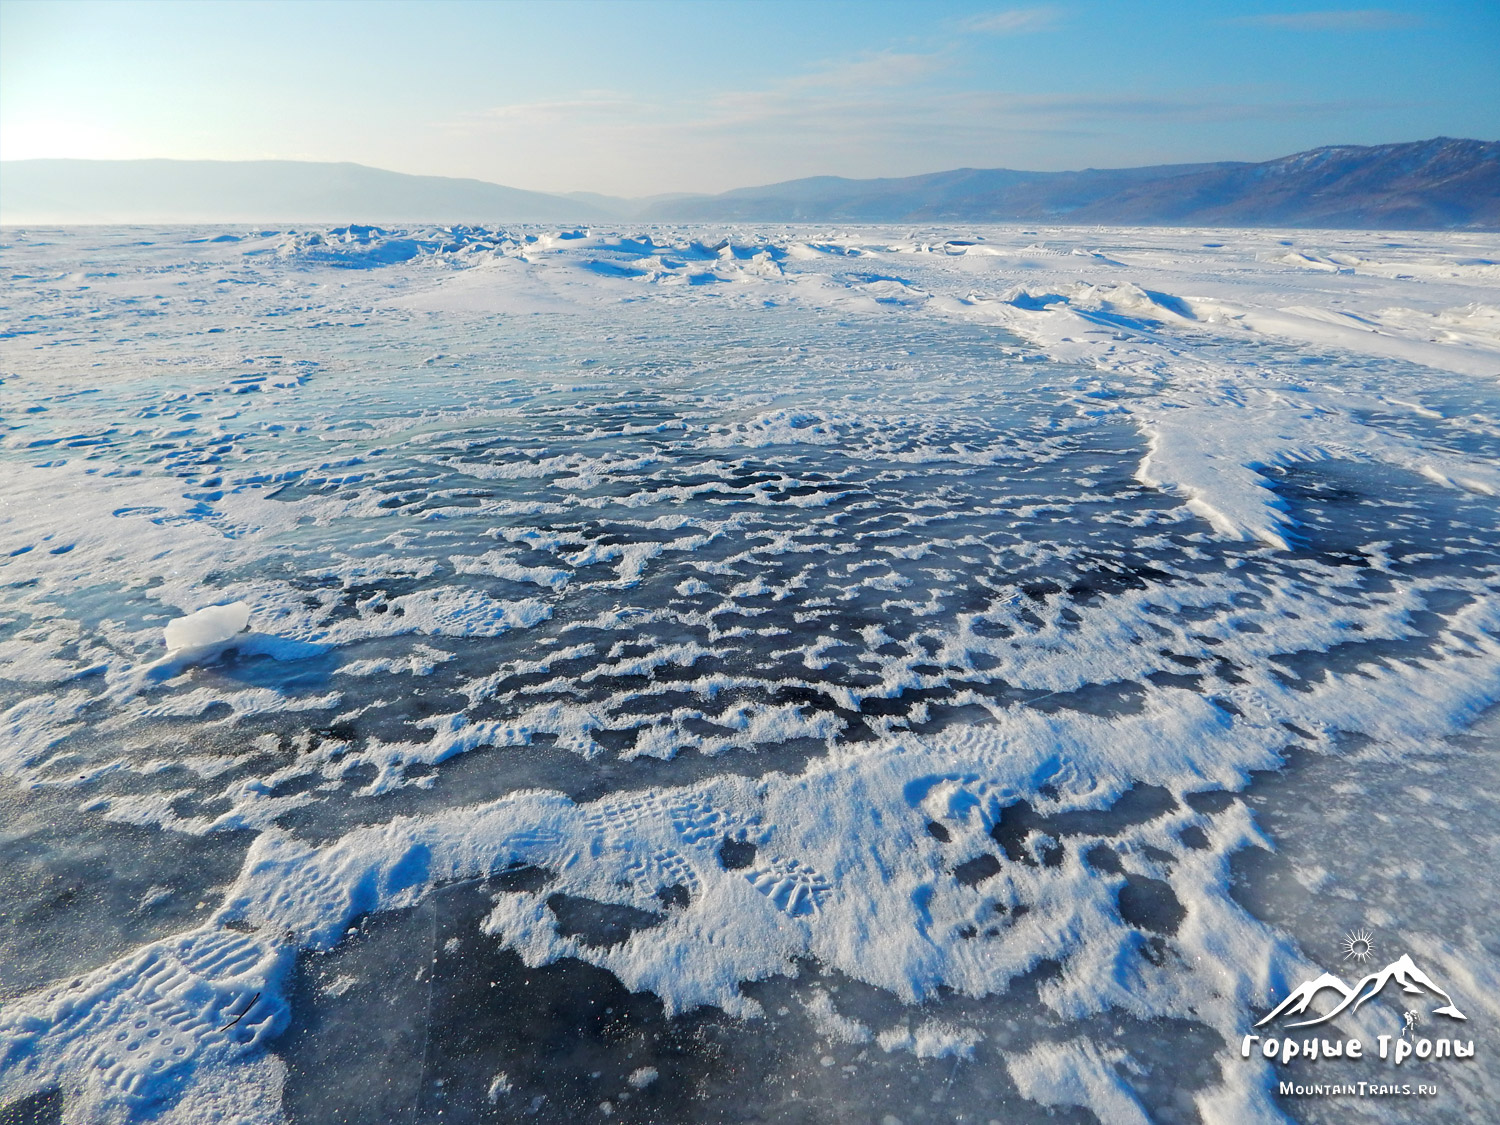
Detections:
[3, 0, 1497, 198]
[5, 135, 1493, 203]
[6, 136, 1495, 229]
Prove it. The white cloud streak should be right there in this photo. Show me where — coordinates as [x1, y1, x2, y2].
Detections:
[961, 6, 1065, 35]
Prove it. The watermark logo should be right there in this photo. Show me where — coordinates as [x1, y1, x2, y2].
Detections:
[1257, 950, 1466, 1030]
[1340, 927, 1374, 963]
[1238, 929, 1477, 1087]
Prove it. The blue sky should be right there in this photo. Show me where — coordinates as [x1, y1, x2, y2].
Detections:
[2, 0, 1496, 196]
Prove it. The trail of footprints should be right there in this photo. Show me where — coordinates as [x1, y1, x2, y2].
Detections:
[574, 788, 821, 922]
[0, 929, 285, 1106]
[508, 786, 838, 930]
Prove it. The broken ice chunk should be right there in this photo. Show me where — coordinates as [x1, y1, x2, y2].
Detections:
[164, 602, 250, 650]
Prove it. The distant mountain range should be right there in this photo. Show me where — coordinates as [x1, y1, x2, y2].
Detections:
[648, 138, 1498, 229]
[3, 138, 1495, 229]
[0, 159, 613, 225]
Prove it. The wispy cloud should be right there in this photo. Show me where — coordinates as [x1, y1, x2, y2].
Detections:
[1233, 9, 1420, 30]
[476, 96, 640, 124]
[962, 6, 1065, 35]
[458, 49, 948, 137]
[779, 51, 947, 91]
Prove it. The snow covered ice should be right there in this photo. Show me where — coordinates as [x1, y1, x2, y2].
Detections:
[1, 221, 1499, 1124]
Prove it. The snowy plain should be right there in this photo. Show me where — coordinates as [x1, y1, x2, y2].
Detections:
[1, 221, 1498, 1124]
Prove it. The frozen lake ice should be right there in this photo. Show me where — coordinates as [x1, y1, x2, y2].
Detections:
[1, 223, 1498, 1123]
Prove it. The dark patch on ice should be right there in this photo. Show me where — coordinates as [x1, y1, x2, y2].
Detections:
[1147, 670, 1203, 692]
[990, 807, 1042, 865]
[1184, 789, 1237, 815]
[1141, 934, 1171, 966]
[1037, 837, 1065, 867]
[489, 863, 553, 894]
[1177, 825, 1211, 850]
[1066, 559, 1173, 600]
[0, 1087, 63, 1125]
[1084, 844, 1124, 874]
[1141, 844, 1176, 866]
[546, 893, 665, 948]
[990, 783, 1179, 865]
[1210, 695, 1244, 716]
[654, 884, 691, 910]
[1025, 679, 1148, 717]
[925, 820, 951, 842]
[953, 853, 1002, 887]
[1020, 580, 1062, 602]
[309, 721, 358, 744]
[717, 838, 757, 871]
[1316, 548, 1372, 568]
[1117, 875, 1186, 935]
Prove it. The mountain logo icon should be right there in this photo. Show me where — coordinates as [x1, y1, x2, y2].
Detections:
[1257, 953, 1467, 1029]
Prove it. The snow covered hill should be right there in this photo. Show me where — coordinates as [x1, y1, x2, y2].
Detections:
[0, 159, 610, 225]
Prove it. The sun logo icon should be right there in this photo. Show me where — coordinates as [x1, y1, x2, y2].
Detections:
[1341, 928, 1376, 963]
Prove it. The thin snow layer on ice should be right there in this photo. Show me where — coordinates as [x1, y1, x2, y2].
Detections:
[1007, 1038, 1154, 1125]
[877, 1018, 982, 1060]
[0, 927, 291, 1122]
[1, 223, 1499, 1123]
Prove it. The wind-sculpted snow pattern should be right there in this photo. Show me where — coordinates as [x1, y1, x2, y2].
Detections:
[2, 223, 1499, 1124]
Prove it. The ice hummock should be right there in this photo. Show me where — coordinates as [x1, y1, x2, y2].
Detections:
[163, 602, 251, 651]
